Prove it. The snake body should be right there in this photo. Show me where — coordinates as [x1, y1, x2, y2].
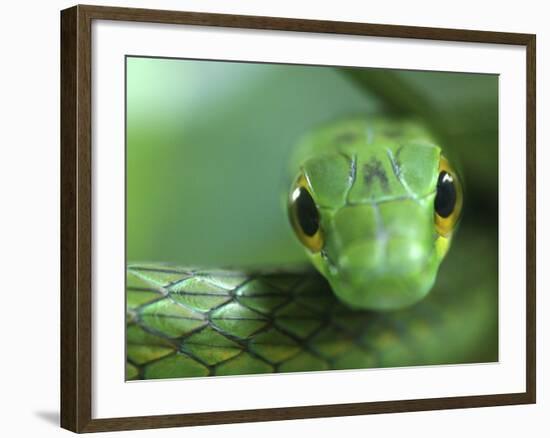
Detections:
[126, 117, 496, 380]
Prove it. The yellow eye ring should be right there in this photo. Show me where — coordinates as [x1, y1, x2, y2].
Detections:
[434, 155, 463, 237]
[288, 174, 324, 253]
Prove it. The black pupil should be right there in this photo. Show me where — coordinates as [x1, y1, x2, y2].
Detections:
[296, 187, 319, 236]
[434, 171, 456, 218]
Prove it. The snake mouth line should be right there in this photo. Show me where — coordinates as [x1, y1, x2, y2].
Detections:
[320, 249, 339, 276]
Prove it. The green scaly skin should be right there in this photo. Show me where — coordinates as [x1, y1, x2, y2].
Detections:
[126, 118, 496, 381]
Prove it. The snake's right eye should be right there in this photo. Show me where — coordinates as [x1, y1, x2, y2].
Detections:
[434, 155, 463, 237]
[288, 174, 324, 253]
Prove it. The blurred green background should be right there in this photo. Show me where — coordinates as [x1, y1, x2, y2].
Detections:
[126, 57, 498, 272]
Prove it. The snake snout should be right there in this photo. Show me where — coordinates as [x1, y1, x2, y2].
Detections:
[327, 236, 437, 311]
[321, 199, 440, 310]
[338, 237, 429, 281]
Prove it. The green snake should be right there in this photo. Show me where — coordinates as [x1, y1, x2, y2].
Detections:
[126, 69, 497, 380]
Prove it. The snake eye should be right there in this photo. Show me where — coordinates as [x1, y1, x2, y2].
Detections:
[434, 155, 463, 237]
[288, 174, 324, 252]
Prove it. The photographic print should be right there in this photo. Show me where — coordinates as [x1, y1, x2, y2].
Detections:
[125, 57, 499, 381]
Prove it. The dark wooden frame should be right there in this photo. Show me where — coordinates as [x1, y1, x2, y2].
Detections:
[60, 4, 536, 433]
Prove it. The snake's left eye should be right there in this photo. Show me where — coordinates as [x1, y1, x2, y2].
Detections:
[288, 174, 324, 253]
[434, 155, 463, 236]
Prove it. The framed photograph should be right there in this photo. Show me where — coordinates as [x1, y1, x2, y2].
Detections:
[60, 4, 536, 433]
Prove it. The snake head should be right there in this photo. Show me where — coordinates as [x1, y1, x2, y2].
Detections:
[288, 119, 463, 311]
